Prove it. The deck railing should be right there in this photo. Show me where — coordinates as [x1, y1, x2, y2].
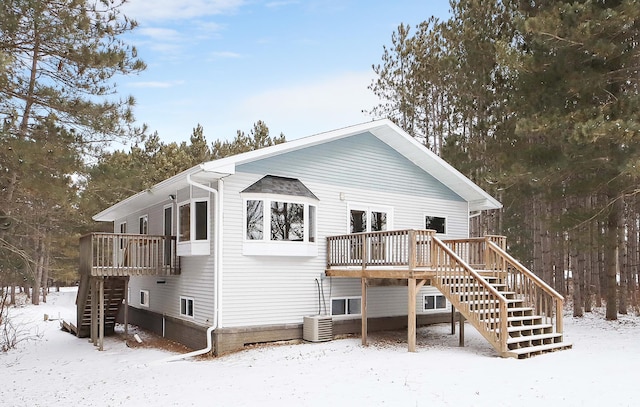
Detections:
[79, 233, 180, 277]
[485, 241, 564, 333]
[431, 237, 509, 354]
[326, 229, 436, 269]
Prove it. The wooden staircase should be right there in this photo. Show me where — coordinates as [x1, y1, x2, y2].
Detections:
[434, 237, 572, 359]
[72, 275, 127, 338]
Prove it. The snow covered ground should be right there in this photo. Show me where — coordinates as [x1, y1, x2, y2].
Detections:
[1, 287, 639, 407]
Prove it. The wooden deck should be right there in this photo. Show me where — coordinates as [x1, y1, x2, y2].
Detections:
[74, 233, 180, 350]
[79, 232, 180, 277]
[325, 230, 571, 359]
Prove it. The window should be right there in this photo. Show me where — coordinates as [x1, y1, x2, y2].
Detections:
[245, 199, 316, 243]
[177, 198, 210, 256]
[331, 297, 361, 316]
[241, 176, 318, 256]
[118, 222, 127, 250]
[271, 201, 304, 241]
[140, 290, 149, 307]
[349, 206, 391, 233]
[177, 199, 209, 242]
[180, 296, 194, 317]
[139, 215, 148, 235]
[349, 206, 392, 260]
[424, 295, 447, 311]
[425, 216, 446, 234]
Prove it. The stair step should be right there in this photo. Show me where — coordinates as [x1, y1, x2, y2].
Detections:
[507, 332, 563, 344]
[498, 323, 553, 334]
[484, 315, 543, 324]
[508, 342, 573, 359]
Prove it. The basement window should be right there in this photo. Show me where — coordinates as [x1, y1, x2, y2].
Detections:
[331, 297, 361, 317]
[140, 290, 149, 308]
[180, 296, 194, 318]
[424, 295, 447, 311]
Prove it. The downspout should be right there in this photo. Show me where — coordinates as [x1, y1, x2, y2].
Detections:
[156, 172, 223, 362]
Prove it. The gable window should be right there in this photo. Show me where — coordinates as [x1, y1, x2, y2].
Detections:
[242, 176, 318, 256]
[425, 216, 446, 234]
[424, 294, 447, 311]
[331, 297, 361, 317]
[177, 198, 210, 256]
[140, 290, 149, 307]
[180, 296, 194, 318]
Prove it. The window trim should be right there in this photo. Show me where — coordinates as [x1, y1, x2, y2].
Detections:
[346, 203, 394, 234]
[331, 296, 362, 318]
[179, 296, 194, 318]
[423, 294, 447, 311]
[176, 197, 211, 256]
[424, 214, 447, 234]
[242, 193, 318, 256]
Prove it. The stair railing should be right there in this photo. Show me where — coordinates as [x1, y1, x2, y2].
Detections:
[486, 241, 564, 334]
[432, 237, 509, 354]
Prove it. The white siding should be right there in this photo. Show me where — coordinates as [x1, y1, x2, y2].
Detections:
[219, 134, 469, 328]
[116, 188, 217, 327]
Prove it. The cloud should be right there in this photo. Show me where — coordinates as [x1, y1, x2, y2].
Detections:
[122, 0, 245, 22]
[137, 27, 183, 42]
[233, 71, 381, 138]
[210, 51, 243, 59]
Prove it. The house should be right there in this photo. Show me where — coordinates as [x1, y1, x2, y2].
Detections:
[76, 119, 571, 359]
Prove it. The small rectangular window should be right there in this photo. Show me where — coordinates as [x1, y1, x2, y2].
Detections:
[140, 290, 149, 307]
[195, 200, 208, 240]
[331, 297, 361, 316]
[180, 296, 194, 317]
[425, 216, 446, 234]
[309, 205, 316, 243]
[246, 200, 264, 240]
[179, 203, 190, 241]
[424, 295, 447, 311]
[139, 215, 148, 235]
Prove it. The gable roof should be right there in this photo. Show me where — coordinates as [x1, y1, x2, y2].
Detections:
[94, 119, 501, 221]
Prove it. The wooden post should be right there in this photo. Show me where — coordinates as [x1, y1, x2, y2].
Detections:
[408, 278, 416, 352]
[459, 314, 465, 347]
[124, 277, 129, 336]
[361, 277, 368, 346]
[99, 277, 105, 351]
[90, 277, 97, 346]
[451, 305, 456, 335]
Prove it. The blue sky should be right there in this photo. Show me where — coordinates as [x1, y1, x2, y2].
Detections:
[119, 0, 451, 146]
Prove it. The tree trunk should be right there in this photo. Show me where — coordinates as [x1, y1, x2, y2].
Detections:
[605, 198, 620, 320]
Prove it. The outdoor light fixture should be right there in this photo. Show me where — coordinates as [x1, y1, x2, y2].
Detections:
[169, 194, 176, 201]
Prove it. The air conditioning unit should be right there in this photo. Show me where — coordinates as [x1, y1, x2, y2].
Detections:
[303, 315, 333, 342]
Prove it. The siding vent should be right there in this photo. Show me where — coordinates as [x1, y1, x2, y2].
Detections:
[303, 315, 333, 342]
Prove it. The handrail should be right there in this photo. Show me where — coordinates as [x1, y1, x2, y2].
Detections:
[79, 233, 179, 277]
[432, 236, 509, 354]
[326, 229, 435, 269]
[486, 240, 564, 333]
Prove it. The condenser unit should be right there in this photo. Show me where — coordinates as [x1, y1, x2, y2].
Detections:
[303, 315, 333, 342]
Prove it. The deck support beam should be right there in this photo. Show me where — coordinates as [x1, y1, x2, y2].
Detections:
[459, 314, 465, 347]
[124, 277, 129, 337]
[98, 277, 105, 351]
[361, 277, 368, 346]
[451, 305, 456, 335]
[408, 278, 427, 352]
[90, 277, 97, 346]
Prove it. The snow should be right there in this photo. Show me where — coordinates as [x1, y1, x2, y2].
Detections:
[2, 288, 639, 407]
